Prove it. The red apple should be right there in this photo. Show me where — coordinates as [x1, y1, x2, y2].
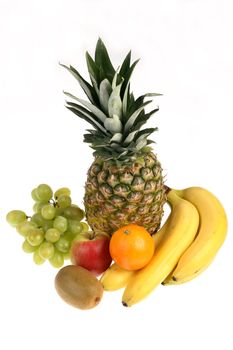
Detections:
[70, 231, 112, 276]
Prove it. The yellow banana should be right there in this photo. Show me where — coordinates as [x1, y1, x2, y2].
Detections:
[122, 190, 199, 307]
[100, 211, 171, 291]
[100, 263, 135, 291]
[162, 259, 213, 285]
[163, 187, 228, 285]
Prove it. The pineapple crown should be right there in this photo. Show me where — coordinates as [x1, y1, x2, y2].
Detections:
[61, 38, 161, 162]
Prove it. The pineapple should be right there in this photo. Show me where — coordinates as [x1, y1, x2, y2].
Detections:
[61, 39, 167, 236]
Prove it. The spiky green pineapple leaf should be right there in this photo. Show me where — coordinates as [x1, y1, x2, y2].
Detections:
[90, 75, 100, 98]
[128, 107, 159, 134]
[122, 139, 139, 151]
[59, 63, 99, 105]
[124, 100, 153, 134]
[146, 139, 156, 145]
[116, 150, 131, 160]
[99, 79, 112, 114]
[104, 114, 122, 134]
[91, 145, 118, 156]
[83, 134, 102, 143]
[85, 129, 100, 136]
[127, 93, 161, 118]
[92, 149, 115, 159]
[86, 52, 100, 86]
[65, 103, 108, 135]
[135, 137, 148, 150]
[110, 133, 123, 144]
[111, 70, 119, 90]
[122, 130, 138, 145]
[128, 92, 135, 112]
[99, 66, 107, 84]
[108, 83, 123, 118]
[133, 107, 159, 128]
[121, 59, 140, 99]
[119, 51, 131, 79]
[95, 38, 115, 83]
[84, 133, 111, 145]
[122, 82, 130, 119]
[135, 128, 158, 145]
[91, 144, 113, 150]
[64, 91, 107, 123]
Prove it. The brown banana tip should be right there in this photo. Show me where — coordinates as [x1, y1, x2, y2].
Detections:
[122, 301, 128, 307]
[164, 185, 171, 195]
[172, 276, 177, 281]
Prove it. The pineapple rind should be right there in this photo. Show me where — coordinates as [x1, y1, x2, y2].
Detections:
[84, 152, 166, 236]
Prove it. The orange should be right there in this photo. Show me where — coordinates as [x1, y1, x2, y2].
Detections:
[109, 224, 155, 271]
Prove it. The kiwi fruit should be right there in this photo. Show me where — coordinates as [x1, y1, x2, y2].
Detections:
[55, 265, 103, 309]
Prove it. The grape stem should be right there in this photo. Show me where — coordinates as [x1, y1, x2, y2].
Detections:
[49, 199, 56, 207]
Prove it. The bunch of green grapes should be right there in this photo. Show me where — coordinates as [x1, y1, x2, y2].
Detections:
[6, 184, 89, 268]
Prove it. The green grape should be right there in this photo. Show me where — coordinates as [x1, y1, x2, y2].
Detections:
[6, 210, 27, 227]
[33, 202, 40, 213]
[54, 187, 71, 199]
[81, 222, 89, 231]
[63, 205, 85, 221]
[31, 188, 40, 201]
[49, 249, 64, 268]
[55, 236, 70, 253]
[60, 231, 76, 248]
[39, 242, 54, 259]
[68, 219, 83, 235]
[45, 228, 61, 243]
[57, 195, 72, 209]
[22, 240, 37, 253]
[31, 213, 45, 227]
[36, 184, 53, 201]
[42, 219, 53, 232]
[16, 220, 38, 237]
[33, 249, 46, 265]
[33, 201, 48, 214]
[62, 230, 77, 243]
[41, 204, 56, 220]
[27, 229, 44, 246]
[56, 207, 64, 216]
[63, 251, 71, 260]
[53, 216, 68, 233]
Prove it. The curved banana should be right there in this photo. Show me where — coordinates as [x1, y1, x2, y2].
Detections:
[162, 259, 214, 285]
[163, 187, 228, 285]
[100, 263, 135, 291]
[100, 210, 171, 291]
[122, 190, 199, 307]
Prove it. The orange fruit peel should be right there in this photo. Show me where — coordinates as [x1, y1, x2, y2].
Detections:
[109, 224, 155, 270]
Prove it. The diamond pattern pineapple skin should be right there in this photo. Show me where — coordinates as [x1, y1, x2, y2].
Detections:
[84, 152, 166, 236]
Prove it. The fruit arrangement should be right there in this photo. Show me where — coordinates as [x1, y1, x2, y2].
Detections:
[6, 39, 228, 309]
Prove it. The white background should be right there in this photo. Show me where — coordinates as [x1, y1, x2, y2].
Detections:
[0, 0, 233, 349]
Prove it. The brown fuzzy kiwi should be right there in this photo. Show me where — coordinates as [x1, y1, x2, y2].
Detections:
[55, 265, 103, 309]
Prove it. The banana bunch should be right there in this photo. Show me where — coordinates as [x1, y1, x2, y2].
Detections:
[100, 187, 228, 307]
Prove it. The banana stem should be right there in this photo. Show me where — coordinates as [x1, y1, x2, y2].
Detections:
[164, 186, 184, 198]
[164, 185, 171, 195]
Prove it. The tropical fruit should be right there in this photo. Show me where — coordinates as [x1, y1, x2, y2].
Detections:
[61, 38, 167, 235]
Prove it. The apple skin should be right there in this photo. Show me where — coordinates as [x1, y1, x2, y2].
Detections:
[70, 231, 112, 276]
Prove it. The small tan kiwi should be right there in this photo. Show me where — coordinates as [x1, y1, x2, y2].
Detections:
[55, 265, 103, 309]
